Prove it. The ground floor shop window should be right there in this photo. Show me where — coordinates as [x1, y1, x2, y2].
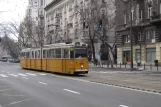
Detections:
[136, 49, 141, 63]
[146, 48, 156, 63]
[123, 51, 130, 64]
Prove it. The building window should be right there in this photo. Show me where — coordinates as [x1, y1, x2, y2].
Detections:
[152, 30, 155, 39]
[146, 48, 156, 62]
[28, 9, 31, 16]
[136, 49, 141, 62]
[138, 32, 142, 41]
[139, 9, 143, 19]
[146, 30, 150, 39]
[124, 35, 130, 43]
[148, 7, 152, 18]
[41, 0, 43, 6]
[160, 3, 161, 14]
[124, 14, 127, 24]
[131, 10, 134, 20]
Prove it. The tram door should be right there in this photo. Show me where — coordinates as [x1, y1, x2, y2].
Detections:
[62, 49, 69, 73]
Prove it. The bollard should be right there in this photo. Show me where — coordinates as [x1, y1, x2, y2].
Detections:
[150, 64, 152, 70]
[120, 63, 121, 68]
[144, 63, 145, 70]
[125, 63, 126, 68]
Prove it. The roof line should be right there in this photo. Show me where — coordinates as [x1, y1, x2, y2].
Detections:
[44, 0, 63, 11]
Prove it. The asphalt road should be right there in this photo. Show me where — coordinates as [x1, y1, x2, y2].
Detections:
[0, 62, 161, 107]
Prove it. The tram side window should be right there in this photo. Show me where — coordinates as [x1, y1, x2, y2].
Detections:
[47, 50, 50, 58]
[32, 51, 34, 58]
[51, 49, 55, 58]
[37, 50, 41, 58]
[63, 49, 69, 58]
[20, 52, 23, 58]
[35, 51, 37, 59]
[70, 47, 74, 59]
[49, 49, 52, 58]
[26, 52, 30, 58]
[55, 48, 61, 58]
[43, 50, 46, 58]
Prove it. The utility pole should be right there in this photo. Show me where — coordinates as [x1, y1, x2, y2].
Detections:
[39, 13, 44, 71]
[130, 0, 133, 69]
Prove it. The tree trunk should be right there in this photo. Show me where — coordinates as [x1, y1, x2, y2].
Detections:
[91, 38, 96, 62]
[89, 27, 96, 63]
[104, 42, 114, 68]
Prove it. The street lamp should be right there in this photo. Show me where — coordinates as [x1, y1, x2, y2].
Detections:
[121, 0, 133, 69]
[129, 0, 133, 69]
[39, 13, 44, 71]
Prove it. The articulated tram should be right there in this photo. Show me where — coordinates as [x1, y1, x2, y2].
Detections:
[20, 42, 89, 75]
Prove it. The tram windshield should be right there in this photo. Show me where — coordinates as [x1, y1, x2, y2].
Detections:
[75, 48, 87, 58]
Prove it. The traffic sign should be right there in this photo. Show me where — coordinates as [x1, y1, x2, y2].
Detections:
[98, 52, 102, 56]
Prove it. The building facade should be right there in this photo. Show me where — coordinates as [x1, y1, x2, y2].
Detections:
[44, 0, 116, 60]
[19, 0, 49, 48]
[116, 0, 161, 64]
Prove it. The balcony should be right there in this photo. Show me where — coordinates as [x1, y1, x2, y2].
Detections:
[150, 14, 161, 24]
[67, 23, 73, 28]
[116, 19, 148, 32]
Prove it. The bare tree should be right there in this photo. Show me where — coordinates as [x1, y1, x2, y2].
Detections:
[1, 16, 44, 49]
[75, 0, 116, 66]
[0, 31, 20, 58]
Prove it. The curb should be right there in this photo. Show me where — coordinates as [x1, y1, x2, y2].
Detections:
[89, 80, 161, 94]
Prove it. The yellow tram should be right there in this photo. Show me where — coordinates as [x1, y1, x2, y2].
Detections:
[20, 42, 89, 75]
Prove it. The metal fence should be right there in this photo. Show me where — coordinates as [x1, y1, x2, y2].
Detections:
[93, 61, 161, 71]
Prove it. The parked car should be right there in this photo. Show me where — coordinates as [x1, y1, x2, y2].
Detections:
[1, 57, 8, 62]
[8, 59, 14, 62]
[12, 59, 20, 63]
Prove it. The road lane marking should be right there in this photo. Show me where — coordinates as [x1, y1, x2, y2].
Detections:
[39, 73, 47, 76]
[39, 82, 47, 85]
[119, 105, 129, 107]
[6, 98, 31, 106]
[26, 73, 37, 76]
[63, 89, 80, 94]
[18, 74, 27, 76]
[0, 74, 8, 77]
[50, 74, 161, 95]
[0, 86, 9, 87]
[22, 77, 28, 79]
[8, 74, 18, 77]
[0, 88, 12, 92]
[0, 94, 26, 97]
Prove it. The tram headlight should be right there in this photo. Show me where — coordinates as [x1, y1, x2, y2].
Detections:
[81, 65, 84, 68]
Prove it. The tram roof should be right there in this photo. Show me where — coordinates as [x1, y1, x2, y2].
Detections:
[21, 48, 31, 52]
[44, 43, 74, 48]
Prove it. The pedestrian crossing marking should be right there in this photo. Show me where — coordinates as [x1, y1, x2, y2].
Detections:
[18, 74, 27, 76]
[26, 73, 37, 76]
[8, 74, 18, 77]
[0, 73, 48, 78]
[0, 74, 8, 77]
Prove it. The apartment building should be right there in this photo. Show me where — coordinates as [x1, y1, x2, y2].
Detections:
[116, 0, 161, 64]
[44, 0, 116, 60]
[20, 0, 49, 48]
[44, 0, 83, 44]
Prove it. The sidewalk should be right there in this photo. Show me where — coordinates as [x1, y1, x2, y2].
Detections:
[78, 70, 161, 93]
[69, 64, 161, 93]
[89, 63, 161, 72]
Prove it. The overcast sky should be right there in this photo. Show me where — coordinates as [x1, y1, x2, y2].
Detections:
[0, 0, 28, 24]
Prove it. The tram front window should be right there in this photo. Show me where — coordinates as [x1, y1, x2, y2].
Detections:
[75, 48, 87, 58]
